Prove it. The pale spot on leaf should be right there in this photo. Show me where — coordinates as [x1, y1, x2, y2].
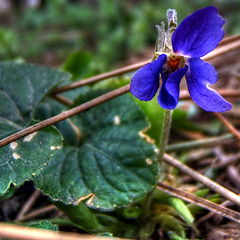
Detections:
[154, 148, 159, 153]
[138, 130, 155, 144]
[113, 115, 121, 125]
[23, 132, 37, 142]
[50, 145, 62, 150]
[86, 194, 95, 206]
[10, 142, 18, 150]
[75, 193, 95, 205]
[12, 152, 21, 160]
[146, 158, 153, 165]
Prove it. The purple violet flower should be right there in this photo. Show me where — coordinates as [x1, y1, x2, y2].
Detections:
[130, 6, 232, 112]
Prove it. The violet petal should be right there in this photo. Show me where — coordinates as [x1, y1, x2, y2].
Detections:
[158, 66, 188, 109]
[186, 57, 232, 112]
[172, 6, 225, 58]
[130, 54, 167, 101]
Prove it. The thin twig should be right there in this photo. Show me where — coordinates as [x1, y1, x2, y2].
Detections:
[17, 205, 57, 222]
[55, 88, 240, 107]
[0, 85, 130, 147]
[166, 134, 234, 152]
[227, 166, 240, 189]
[15, 190, 41, 221]
[214, 147, 240, 190]
[214, 112, 240, 140]
[213, 152, 240, 168]
[1, 86, 238, 149]
[219, 34, 240, 46]
[202, 39, 240, 61]
[163, 153, 240, 207]
[53, 61, 148, 93]
[1, 37, 240, 147]
[197, 200, 233, 225]
[0, 223, 130, 240]
[53, 38, 240, 94]
[52, 94, 73, 106]
[157, 182, 240, 223]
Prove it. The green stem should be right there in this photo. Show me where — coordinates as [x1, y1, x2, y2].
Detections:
[141, 109, 173, 220]
[158, 109, 173, 161]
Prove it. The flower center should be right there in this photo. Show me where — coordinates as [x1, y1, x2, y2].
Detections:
[168, 56, 180, 71]
[168, 54, 186, 71]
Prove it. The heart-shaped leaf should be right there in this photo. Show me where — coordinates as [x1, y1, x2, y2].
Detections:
[35, 92, 159, 210]
[0, 62, 70, 195]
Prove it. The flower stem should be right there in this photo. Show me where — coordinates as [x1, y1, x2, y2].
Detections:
[141, 109, 173, 220]
[158, 109, 173, 161]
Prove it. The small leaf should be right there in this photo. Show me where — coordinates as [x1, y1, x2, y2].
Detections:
[0, 62, 69, 195]
[57, 203, 105, 232]
[167, 232, 188, 240]
[156, 214, 186, 237]
[35, 92, 159, 210]
[26, 220, 59, 231]
[0, 127, 62, 195]
[62, 51, 97, 80]
[167, 197, 194, 225]
[134, 96, 164, 145]
[0, 62, 69, 123]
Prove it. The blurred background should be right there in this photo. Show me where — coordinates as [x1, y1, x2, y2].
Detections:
[0, 0, 239, 74]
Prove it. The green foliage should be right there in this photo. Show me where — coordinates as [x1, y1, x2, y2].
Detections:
[153, 190, 195, 235]
[134, 97, 164, 145]
[26, 220, 59, 231]
[2, 0, 239, 66]
[0, 62, 69, 195]
[57, 202, 139, 237]
[34, 90, 159, 210]
[1, 2, 237, 237]
[134, 98, 202, 145]
[57, 203, 106, 233]
[0, 28, 19, 60]
[167, 197, 194, 226]
[62, 51, 101, 81]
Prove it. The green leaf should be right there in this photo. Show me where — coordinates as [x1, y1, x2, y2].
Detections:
[0, 62, 69, 124]
[156, 214, 186, 238]
[0, 62, 69, 195]
[0, 127, 62, 195]
[167, 197, 194, 226]
[35, 92, 159, 210]
[26, 220, 59, 231]
[62, 51, 97, 80]
[35, 99, 81, 146]
[57, 203, 105, 232]
[134, 97, 164, 145]
[167, 232, 188, 240]
[57, 202, 139, 237]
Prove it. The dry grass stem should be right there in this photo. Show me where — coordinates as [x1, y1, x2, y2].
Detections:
[53, 36, 240, 94]
[157, 182, 240, 223]
[0, 223, 130, 240]
[52, 94, 74, 106]
[17, 205, 57, 222]
[214, 112, 240, 140]
[53, 61, 148, 93]
[15, 190, 41, 221]
[0, 85, 130, 147]
[163, 153, 240, 207]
